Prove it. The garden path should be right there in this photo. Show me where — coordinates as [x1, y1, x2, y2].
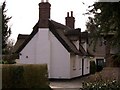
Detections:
[50, 77, 87, 90]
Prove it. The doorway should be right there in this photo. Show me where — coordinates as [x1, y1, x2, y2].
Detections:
[82, 58, 84, 76]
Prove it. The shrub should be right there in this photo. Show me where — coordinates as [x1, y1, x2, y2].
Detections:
[96, 65, 103, 72]
[2, 64, 51, 89]
[23, 64, 49, 88]
[90, 61, 96, 74]
[82, 80, 120, 90]
[82, 67, 120, 90]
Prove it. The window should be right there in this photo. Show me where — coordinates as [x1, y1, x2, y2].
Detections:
[96, 59, 104, 72]
[73, 59, 75, 68]
[71, 54, 76, 70]
[96, 59, 104, 66]
[79, 59, 81, 70]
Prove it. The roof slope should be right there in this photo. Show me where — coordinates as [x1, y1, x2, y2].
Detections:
[14, 20, 88, 56]
[12, 34, 29, 53]
[14, 22, 39, 53]
[49, 20, 88, 56]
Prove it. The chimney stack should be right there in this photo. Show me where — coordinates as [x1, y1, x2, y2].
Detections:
[38, 0, 51, 28]
[65, 11, 75, 29]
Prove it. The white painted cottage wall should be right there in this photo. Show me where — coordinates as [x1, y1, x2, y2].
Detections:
[70, 55, 82, 78]
[19, 31, 38, 64]
[83, 57, 90, 75]
[19, 27, 90, 79]
[36, 29, 50, 64]
[19, 28, 71, 79]
[49, 31, 71, 79]
[20, 28, 50, 64]
[35, 28, 51, 77]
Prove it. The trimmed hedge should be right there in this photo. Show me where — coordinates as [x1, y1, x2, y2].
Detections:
[2, 64, 51, 89]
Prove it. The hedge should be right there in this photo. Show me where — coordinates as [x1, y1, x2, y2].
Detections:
[2, 64, 51, 89]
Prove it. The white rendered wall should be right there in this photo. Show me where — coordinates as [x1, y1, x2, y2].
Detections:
[70, 55, 82, 78]
[19, 28, 51, 77]
[49, 31, 71, 79]
[19, 28, 71, 79]
[20, 28, 50, 64]
[19, 27, 90, 79]
[83, 57, 90, 75]
[36, 28, 50, 64]
[19, 31, 38, 64]
[35, 29, 51, 77]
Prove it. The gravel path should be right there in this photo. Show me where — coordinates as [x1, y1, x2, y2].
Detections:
[49, 77, 86, 90]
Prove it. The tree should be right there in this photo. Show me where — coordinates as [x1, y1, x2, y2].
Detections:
[2, 39, 16, 64]
[2, 1, 12, 54]
[86, 2, 120, 67]
[6, 39, 14, 54]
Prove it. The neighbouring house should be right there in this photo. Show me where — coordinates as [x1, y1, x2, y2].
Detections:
[81, 31, 106, 70]
[81, 30, 120, 68]
[13, 0, 91, 79]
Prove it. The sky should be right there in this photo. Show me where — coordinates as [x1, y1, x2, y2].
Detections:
[0, 0, 97, 42]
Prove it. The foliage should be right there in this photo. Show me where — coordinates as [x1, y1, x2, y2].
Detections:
[86, 2, 120, 66]
[10, 65, 25, 88]
[82, 80, 120, 90]
[83, 67, 120, 90]
[90, 61, 96, 74]
[2, 1, 12, 54]
[96, 65, 103, 72]
[0, 60, 8, 64]
[2, 54, 18, 64]
[5, 39, 15, 54]
[2, 1, 15, 63]
[2, 64, 51, 89]
[2, 39, 15, 64]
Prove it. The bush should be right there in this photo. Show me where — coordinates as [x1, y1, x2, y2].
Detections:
[82, 80, 120, 90]
[96, 65, 103, 72]
[90, 61, 96, 74]
[2, 64, 51, 89]
[2, 54, 18, 64]
[82, 67, 120, 90]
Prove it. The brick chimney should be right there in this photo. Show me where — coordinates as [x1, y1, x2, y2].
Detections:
[65, 11, 75, 29]
[38, 0, 51, 28]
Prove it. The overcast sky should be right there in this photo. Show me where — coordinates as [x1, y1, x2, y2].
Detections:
[1, 0, 97, 41]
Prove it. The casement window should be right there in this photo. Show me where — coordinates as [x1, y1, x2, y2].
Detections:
[71, 54, 76, 70]
[72, 59, 76, 70]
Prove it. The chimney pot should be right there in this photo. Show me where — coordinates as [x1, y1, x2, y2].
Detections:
[39, 1, 51, 28]
[67, 12, 69, 17]
[65, 11, 75, 29]
[71, 11, 73, 17]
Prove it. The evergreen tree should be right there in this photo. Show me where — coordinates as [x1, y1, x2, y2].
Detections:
[2, 1, 12, 54]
